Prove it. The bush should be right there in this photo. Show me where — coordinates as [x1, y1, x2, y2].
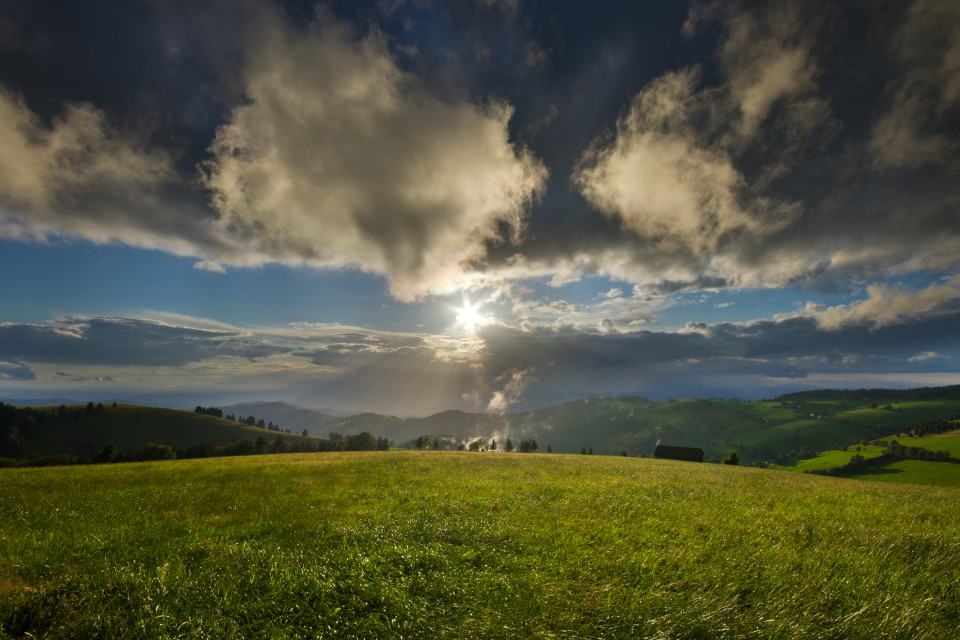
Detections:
[140, 443, 177, 461]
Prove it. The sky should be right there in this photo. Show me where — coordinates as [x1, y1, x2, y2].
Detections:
[1, 0, 959, 416]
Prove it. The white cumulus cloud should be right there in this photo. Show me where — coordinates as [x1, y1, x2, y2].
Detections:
[815, 277, 960, 330]
[201, 11, 547, 300]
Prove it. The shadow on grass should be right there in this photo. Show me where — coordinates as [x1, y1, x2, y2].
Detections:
[854, 466, 905, 476]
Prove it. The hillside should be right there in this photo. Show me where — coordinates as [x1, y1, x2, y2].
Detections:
[774, 430, 960, 487]
[11, 386, 952, 463]
[0, 403, 319, 461]
[226, 387, 960, 462]
[2, 452, 957, 638]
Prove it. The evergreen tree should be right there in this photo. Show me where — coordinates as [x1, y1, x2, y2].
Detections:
[505, 438, 514, 452]
[95, 443, 117, 463]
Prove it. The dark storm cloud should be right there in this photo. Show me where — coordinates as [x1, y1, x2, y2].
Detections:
[0, 318, 286, 367]
[473, 307, 960, 407]
[496, 0, 960, 294]
[0, 359, 35, 382]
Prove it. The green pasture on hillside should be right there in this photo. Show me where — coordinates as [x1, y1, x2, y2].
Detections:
[742, 402, 796, 421]
[773, 447, 885, 473]
[885, 432, 960, 457]
[731, 418, 864, 452]
[848, 459, 960, 486]
[2, 452, 959, 639]
[840, 401, 960, 428]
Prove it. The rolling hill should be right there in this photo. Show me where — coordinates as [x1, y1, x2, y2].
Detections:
[7, 385, 960, 464]
[227, 386, 960, 461]
[1, 402, 319, 461]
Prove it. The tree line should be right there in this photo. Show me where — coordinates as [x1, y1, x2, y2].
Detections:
[0, 401, 396, 467]
[200, 406, 299, 435]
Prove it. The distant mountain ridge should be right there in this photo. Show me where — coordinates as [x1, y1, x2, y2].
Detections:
[1, 398, 81, 407]
[225, 386, 960, 459]
[222, 402, 346, 433]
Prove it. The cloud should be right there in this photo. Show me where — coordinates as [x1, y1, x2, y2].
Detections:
[869, 0, 960, 168]
[200, 9, 547, 300]
[68, 375, 120, 383]
[908, 351, 946, 362]
[0, 85, 215, 254]
[2, 308, 957, 413]
[0, 87, 171, 213]
[0, 359, 35, 381]
[0, 317, 286, 367]
[815, 277, 960, 330]
[193, 260, 226, 273]
[572, 0, 831, 259]
[467, 305, 960, 407]
[712, 1, 829, 147]
[574, 68, 789, 256]
[559, 0, 960, 300]
[487, 367, 536, 413]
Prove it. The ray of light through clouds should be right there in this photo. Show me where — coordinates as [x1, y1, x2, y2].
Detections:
[1, 0, 959, 414]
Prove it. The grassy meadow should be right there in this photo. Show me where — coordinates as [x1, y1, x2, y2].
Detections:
[2, 452, 959, 639]
[772, 447, 886, 473]
[772, 431, 960, 487]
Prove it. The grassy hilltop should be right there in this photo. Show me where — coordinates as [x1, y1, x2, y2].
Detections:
[1, 452, 958, 639]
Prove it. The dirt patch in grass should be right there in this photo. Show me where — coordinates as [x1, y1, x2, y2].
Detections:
[0, 577, 28, 595]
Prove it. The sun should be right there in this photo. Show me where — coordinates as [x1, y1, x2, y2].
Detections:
[455, 300, 488, 331]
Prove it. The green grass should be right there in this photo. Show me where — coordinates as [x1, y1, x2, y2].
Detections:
[771, 436, 960, 486]
[847, 459, 960, 486]
[2, 452, 958, 639]
[731, 418, 865, 453]
[742, 402, 796, 421]
[882, 432, 960, 457]
[840, 401, 960, 428]
[773, 447, 885, 473]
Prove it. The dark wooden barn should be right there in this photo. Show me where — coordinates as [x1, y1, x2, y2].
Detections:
[653, 444, 704, 462]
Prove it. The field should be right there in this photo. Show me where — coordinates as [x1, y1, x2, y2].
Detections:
[772, 447, 885, 473]
[2, 452, 958, 639]
[887, 432, 960, 457]
[847, 459, 960, 486]
[771, 432, 960, 487]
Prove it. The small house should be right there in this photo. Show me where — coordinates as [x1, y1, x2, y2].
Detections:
[654, 444, 704, 462]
